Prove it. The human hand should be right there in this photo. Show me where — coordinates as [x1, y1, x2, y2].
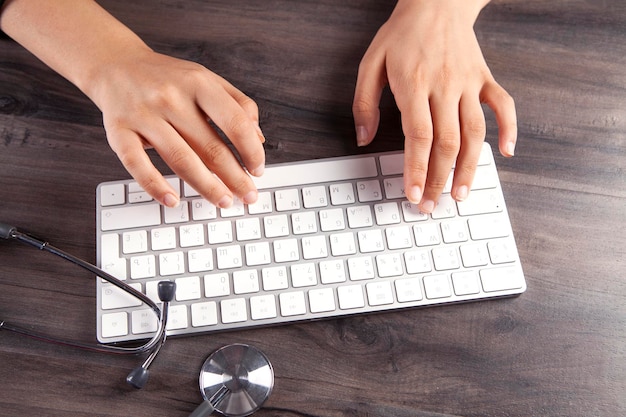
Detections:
[89, 48, 266, 208]
[353, 0, 517, 213]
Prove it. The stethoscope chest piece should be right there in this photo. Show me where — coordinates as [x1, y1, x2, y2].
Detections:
[191, 344, 274, 417]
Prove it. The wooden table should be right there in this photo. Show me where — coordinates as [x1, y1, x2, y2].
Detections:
[0, 1, 624, 416]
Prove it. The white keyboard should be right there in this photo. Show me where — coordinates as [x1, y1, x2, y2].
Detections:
[96, 142, 526, 343]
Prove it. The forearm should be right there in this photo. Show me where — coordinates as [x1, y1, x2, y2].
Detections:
[0, 0, 150, 101]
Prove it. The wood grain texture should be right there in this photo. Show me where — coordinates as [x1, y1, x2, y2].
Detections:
[0, 1, 624, 416]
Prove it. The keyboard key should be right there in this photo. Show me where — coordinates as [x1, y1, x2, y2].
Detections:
[164, 201, 189, 224]
[423, 274, 452, 299]
[250, 295, 277, 320]
[261, 266, 289, 291]
[308, 288, 336, 313]
[457, 189, 503, 216]
[301, 235, 328, 260]
[151, 227, 176, 251]
[101, 312, 128, 338]
[208, 221, 234, 244]
[273, 238, 299, 263]
[279, 291, 307, 316]
[220, 199, 245, 218]
[233, 269, 260, 294]
[101, 283, 142, 310]
[330, 232, 357, 256]
[221, 298, 247, 323]
[374, 202, 401, 225]
[236, 217, 262, 241]
[382, 177, 405, 199]
[432, 247, 461, 271]
[175, 276, 201, 301]
[130, 255, 156, 279]
[216, 245, 243, 269]
[401, 201, 428, 222]
[337, 285, 365, 309]
[302, 186, 328, 208]
[244, 242, 271, 266]
[132, 309, 158, 334]
[357, 229, 385, 253]
[395, 277, 423, 302]
[347, 256, 375, 281]
[452, 271, 481, 296]
[330, 183, 356, 205]
[385, 225, 413, 250]
[100, 183, 125, 206]
[248, 192, 273, 214]
[319, 208, 345, 231]
[320, 260, 347, 284]
[159, 251, 185, 276]
[356, 180, 383, 202]
[488, 238, 518, 264]
[264, 214, 290, 238]
[191, 302, 218, 327]
[366, 281, 394, 306]
[180, 224, 205, 247]
[404, 250, 432, 274]
[292, 211, 318, 235]
[291, 263, 317, 287]
[480, 266, 525, 292]
[188, 248, 214, 273]
[204, 273, 231, 297]
[376, 253, 403, 277]
[379, 153, 403, 175]
[468, 214, 511, 240]
[101, 203, 161, 231]
[191, 199, 217, 220]
[347, 205, 374, 228]
[275, 189, 301, 211]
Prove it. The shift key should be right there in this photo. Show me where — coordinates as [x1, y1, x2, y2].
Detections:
[101, 203, 161, 231]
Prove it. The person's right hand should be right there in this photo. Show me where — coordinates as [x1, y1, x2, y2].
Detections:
[90, 48, 266, 208]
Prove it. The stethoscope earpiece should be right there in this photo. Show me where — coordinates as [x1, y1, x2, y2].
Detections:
[189, 344, 274, 417]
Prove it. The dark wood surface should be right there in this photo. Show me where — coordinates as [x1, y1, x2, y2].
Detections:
[1, 1, 624, 416]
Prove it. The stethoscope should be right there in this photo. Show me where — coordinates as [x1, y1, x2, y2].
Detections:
[0, 222, 274, 416]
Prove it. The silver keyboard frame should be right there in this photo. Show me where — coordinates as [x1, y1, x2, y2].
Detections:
[96, 143, 526, 344]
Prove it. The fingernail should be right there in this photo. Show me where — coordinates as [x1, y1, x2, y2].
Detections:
[408, 186, 422, 204]
[420, 199, 436, 214]
[456, 185, 469, 201]
[243, 190, 258, 205]
[505, 141, 516, 157]
[356, 126, 369, 146]
[163, 193, 180, 208]
[250, 163, 265, 177]
[217, 195, 233, 209]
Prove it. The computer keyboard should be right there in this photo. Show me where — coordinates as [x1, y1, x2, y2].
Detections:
[96, 142, 526, 343]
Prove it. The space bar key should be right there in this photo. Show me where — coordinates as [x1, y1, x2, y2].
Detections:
[101, 204, 161, 231]
[252, 156, 378, 189]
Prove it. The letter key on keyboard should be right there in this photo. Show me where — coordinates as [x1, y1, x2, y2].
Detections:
[96, 142, 526, 343]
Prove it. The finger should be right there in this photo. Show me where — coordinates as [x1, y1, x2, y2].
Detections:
[397, 94, 433, 207]
[196, 79, 266, 178]
[352, 52, 386, 146]
[419, 95, 461, 213]
[106, 127, 181, 208]
[451, 94, 486, 201]
[164, 104, 259, 205]
[481, 80, 517, 157]
[140, 118, 241, 208]
[219, 79, 266, 145]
